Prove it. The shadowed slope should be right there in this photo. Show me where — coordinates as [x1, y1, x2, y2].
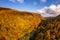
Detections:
[30, 15, 60, 40]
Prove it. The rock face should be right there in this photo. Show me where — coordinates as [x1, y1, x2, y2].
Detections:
[0, 7, 43, 40]
[30, 15, 60, 40]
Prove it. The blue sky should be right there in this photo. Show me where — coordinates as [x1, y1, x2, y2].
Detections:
[0, 0, 60, 12]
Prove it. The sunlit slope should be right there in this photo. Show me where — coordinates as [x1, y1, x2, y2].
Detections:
[0, 8, 43, 40]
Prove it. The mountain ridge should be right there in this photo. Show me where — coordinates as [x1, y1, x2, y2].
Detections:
[0, 7, 60, 40]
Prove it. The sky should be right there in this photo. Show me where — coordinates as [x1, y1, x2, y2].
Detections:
[0, 0, 60, 17]
[0, 0, 60, 12]
[37, 4, 60, 17]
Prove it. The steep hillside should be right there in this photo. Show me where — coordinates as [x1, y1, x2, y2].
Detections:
[0, 7, 43, 40]
[30, 15, 60, 40]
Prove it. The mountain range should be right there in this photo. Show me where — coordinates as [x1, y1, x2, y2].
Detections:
[0, 7, 60, 40]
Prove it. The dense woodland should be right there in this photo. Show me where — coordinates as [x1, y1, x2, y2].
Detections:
[0, 8, 60, 40]
[0, 8, 42, 40]
[30, 15, 60, 40]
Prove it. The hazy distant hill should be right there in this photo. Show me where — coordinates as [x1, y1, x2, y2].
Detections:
[0, 7, 11, 10]
[0, 7, 43, 40]
[30, 15, 60, 40]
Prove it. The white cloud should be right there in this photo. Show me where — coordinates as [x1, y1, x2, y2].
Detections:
[37, 4, 60, 17]
[9, 0, 24, 3]
[40, 0, 46, 2]
[17, 0, 24, 3]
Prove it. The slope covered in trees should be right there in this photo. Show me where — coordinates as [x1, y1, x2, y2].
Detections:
[0, 7, 43, 40]
[0, 7, 60, 40]
[30, 15, 60, 40]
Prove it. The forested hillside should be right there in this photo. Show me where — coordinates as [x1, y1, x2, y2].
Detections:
[30, 15, 60, 40]
[0, 7, 43, 40]
[0, 7, 60, 40]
